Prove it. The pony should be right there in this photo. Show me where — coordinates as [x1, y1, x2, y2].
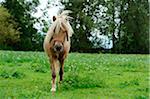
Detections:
[43, 10, 73, 92]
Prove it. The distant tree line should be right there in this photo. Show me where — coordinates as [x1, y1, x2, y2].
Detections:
[0, 0, 149, 54]
[62, 0, 149, 54]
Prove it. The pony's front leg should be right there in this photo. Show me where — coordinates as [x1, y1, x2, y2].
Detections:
[50, 58, 57, 92]
[59, 59, 64, 83]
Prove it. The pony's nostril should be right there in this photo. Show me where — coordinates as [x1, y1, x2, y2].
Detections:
[56, 46, 62, 51]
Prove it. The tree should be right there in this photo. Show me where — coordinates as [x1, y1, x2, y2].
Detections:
[104, 0, 149, 53]
[121, 0, 149, 53]
[2, 0, 40, 51]
[62, 0, 105, 52]
[0, 6, 20, 50]
[62, 0, 149, 53]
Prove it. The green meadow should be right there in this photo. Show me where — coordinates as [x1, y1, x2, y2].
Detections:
[0, 51, 149, 99]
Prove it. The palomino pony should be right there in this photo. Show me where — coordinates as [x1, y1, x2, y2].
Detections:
[43, 10, 73, 92]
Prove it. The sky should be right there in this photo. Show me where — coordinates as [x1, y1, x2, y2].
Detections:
[33, 0, 62, 20]
[33, 0, 64, 32]
[0, 0, 3, 2]
[0, 0, 61, 22]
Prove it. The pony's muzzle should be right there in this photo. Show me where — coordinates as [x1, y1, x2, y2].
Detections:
[53, 42, 63, 52]
[55, 45, 63, 52]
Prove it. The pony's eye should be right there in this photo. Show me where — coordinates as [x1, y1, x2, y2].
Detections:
[61, 42, 64, 46]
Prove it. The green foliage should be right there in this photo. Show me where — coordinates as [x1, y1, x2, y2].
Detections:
[121, 0, 149, 53]
[0, 6, 20, 49]
[2, 0, 42, 51]
[62, 0, 101, 52]
[30, 63, 48, 73]
[62, 0, 149, 53]
[0, 51, 149, 98]
[0, 0, 148, 53]
[61, 73, 106, 90]
[118, 80, 140, 88]
[105, 0, 149, 53]
[0, 68, 25, 79]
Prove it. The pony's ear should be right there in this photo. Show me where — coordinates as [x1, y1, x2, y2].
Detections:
[53, 16, 56, 21]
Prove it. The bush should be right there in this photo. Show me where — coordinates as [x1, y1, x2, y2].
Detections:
[0, 69, 25, 79]
[61, 72, 106, 90]
[0, 6, 20, 50]
[30, 63, 48, 73]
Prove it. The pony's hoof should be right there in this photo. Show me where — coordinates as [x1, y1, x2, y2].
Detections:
[51, 88, 56, 92]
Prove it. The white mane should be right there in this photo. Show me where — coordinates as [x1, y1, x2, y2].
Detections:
[44, 10, 74, 44]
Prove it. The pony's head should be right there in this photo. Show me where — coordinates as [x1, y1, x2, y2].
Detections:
[48, 10, 73, 53]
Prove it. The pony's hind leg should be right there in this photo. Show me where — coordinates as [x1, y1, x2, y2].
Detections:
[50, 58, 57, 92]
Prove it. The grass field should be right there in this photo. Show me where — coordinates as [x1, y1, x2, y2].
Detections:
[0, 51, 149, 99]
